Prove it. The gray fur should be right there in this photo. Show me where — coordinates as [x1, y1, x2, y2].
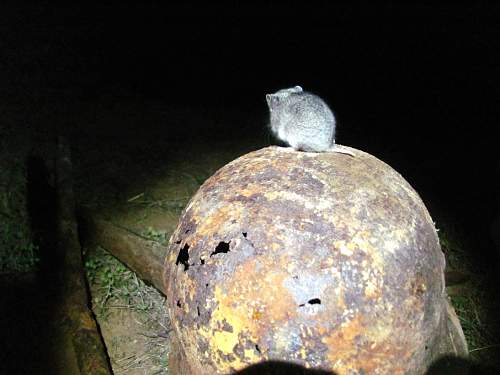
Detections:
[266, 86, 336, 152]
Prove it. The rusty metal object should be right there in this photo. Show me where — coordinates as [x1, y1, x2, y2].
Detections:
[164, 146, 464, 374]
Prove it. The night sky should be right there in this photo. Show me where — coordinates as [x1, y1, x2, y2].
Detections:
[2, 3, 499, 250]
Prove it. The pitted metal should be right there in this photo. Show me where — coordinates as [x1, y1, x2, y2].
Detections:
[164, 146, 449, 375]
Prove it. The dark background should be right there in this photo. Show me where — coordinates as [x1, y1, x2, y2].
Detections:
[1, 2, 500, 373]
[3, 2, 498, 226]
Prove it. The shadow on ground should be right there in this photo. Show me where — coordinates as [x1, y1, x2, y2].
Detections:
[232, 356, 494, 375]
[0, 154, 78, 374]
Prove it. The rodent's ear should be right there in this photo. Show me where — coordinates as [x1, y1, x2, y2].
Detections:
[294, 85, 303, 92]
[265, 94, 273, 106]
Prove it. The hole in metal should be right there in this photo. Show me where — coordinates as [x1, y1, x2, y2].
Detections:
[176, 244, 190, 271]
[210, 241, 230, 257]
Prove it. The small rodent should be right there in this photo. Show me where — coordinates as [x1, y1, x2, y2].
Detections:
[266, 86, 354, 156]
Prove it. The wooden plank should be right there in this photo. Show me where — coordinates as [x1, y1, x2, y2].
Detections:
[79, 209, 167, 296]
[56, 136, 113, 375]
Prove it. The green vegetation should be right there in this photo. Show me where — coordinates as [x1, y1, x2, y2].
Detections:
[84, 246, 162, 318]
[142, 226, 169, 245]
[438, 225, 500, 369]
[0, 221, 39, 273]
[0, 125, 39, 274]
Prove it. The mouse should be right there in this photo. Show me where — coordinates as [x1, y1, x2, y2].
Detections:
[266, 86, 354, 156]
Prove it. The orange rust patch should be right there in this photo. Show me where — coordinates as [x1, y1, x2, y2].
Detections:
[197, 256, 296, 372]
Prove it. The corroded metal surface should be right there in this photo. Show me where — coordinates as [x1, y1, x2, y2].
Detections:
[164, 146, 453, 374]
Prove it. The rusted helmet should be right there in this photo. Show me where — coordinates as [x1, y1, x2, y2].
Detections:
[164, 146, 467, 374]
